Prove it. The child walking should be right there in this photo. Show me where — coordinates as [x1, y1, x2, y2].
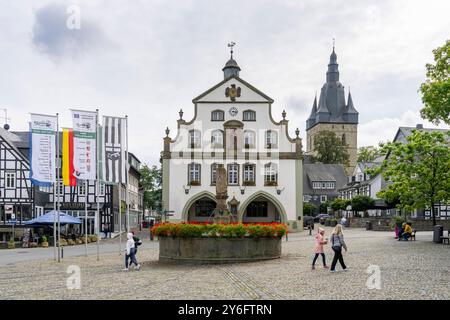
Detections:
[312, 227, 329, 270]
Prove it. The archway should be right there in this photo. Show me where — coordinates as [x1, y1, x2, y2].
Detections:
[181, 191, 217, 222]
[238, 191, 287, 223]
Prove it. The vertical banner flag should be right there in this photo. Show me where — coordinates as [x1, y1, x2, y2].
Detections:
[30, 113, 57, 186]
[62, 128, 76, 186]
[102, 116, 127, 184]
[71, 110, 97, 180]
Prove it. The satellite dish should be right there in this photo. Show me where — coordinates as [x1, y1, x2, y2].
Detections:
[3, 123, 10, 130]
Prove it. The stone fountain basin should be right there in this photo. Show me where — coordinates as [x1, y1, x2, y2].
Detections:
[158, 237, 282, 264]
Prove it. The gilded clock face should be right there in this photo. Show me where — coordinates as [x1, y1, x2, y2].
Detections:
[229, 107, 238, 117]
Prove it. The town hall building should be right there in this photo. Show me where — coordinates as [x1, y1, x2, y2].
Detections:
[162, 47, 304, 232]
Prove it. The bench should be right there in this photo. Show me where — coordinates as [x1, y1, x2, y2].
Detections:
[441, 230, 449, 244]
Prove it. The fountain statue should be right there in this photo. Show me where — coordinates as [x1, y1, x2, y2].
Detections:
[213, 164, 231, 224]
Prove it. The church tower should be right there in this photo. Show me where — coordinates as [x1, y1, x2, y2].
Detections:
[305, 46, 358, 173]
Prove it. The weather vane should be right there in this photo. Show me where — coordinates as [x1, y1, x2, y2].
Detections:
[332, 38, 335, 50]
[228, 42, 236, 59]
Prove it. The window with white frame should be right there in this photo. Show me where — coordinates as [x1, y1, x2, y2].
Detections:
[58, 182, 64, 195]
[188, 163, 201, 185]
[211, 163, 218, 185]
[211, 110, 224, 121]
[320, 195, 328, 203]
[211, 130, 224, 148]
[99, 182, 105, 196]
[264, 163, 278, 185]
[188, 130, 201, 148]
[227, 163, 239, 185]
[244, 130, 255, 148]
[78, 184, 86, 196]
[265, 130, 278, 148]
[5, 172, 15, 189]
[243, 163, 255, 184]
[243, 110, 256, 121]
[312, 181, 336, 189]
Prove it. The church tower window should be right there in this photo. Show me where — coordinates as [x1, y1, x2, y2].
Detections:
[211, 110, 224, 121]
[243, 110, 256, 121]
[342, 133, 346, 145]
[188, 130, 201, 148]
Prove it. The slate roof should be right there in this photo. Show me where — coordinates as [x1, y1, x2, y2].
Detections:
[303, 163, 348, 195]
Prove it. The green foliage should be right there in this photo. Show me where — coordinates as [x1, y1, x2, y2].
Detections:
[303, 202, 318, 216]
[376, 130, 450, 225]
[151, 223, 288, 238]
[420, 39, 450, 125]
[357, 146, 382, 163]
[312, 130, 350, 166]
[41, 235, 48, 243]
[331, 198, 350, 211]
[350, 195, 375, 212]
[140, 163, 162, 210]
[319, 200, 331, 213]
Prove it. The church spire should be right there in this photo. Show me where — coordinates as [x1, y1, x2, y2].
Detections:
[346, 90, 358, 114]
[222, 42, 241, 79]
[326, 42, 339, 82]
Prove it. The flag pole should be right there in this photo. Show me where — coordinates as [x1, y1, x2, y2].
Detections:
[85, 179, 88, 257]
[53, 116, 57, 261]
[96, 109, 100, 261]
[56, 113, 61, 263]
[119, 181, 122, 255]
[125, 115, 130, 232]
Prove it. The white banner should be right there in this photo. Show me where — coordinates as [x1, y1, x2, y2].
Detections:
[102, 116, 127, 184]
[71, 109, 97, 180]
[30, 113, 57, 185]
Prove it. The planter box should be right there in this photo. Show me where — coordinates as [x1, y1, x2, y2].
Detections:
[158, 237, 282, 264]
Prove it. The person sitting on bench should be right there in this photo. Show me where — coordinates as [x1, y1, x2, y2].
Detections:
[401, 223, 412, 241]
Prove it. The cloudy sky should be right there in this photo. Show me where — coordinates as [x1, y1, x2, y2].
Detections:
[1, 0, 449, 166]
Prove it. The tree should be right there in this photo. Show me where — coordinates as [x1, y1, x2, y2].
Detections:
[303, 202, 318, 216]
[331, 198, 350, 211]
[357, 146, 382, 163]
[139, 164, 162, 211]
[373, 130, 450, 226]
[350, 195, 375, 217]
[312, 130, 349, 166]
[319, 200, 331, 214]
[420, 40, 450, 125]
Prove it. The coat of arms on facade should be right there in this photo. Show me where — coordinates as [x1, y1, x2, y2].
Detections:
[225, 84, 241, 101]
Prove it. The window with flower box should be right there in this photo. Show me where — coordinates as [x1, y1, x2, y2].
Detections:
[188, 163, 201, 185]
[243, 163, 255, 186]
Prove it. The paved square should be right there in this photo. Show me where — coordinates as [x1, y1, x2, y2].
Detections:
[1, 228, 449, 300]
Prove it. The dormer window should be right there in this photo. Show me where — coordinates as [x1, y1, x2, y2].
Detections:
[211, 110, 224, 121]
[265, 130, 278, 149]
[243, 110, 256, 121]
[312, 181, 336, 189]
[188, 130, 201, 148]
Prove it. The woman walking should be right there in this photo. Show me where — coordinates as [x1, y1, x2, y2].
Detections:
[312, 227, 329, 270]
[123, 232, 141, 271]
[330, 224, 347, 272]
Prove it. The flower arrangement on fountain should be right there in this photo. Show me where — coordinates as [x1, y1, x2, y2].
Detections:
[151, 222, 288, 238]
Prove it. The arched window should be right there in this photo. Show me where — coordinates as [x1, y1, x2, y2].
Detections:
[188, 163, 201, 185]
[265, 130, 278, 149]
[243, 110, 256, 121]
[244, 130, 256, 148]
[211, 110, 224, 121]
[264, 162, 278, 186]
[188, 130, 201, 148]
[211, 130, 224, 148]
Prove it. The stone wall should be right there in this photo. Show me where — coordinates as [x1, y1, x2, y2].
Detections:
[347, 217, 450, 231]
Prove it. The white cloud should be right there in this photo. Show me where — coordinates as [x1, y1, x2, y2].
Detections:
[0, 0, 449, 165]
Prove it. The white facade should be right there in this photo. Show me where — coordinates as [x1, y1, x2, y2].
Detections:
[162, 59, 303, 231]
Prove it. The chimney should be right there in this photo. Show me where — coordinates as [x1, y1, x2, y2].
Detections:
[416, 124, 423, 129]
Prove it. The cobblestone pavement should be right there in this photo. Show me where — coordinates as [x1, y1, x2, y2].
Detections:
[1, 228, 449, 300]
